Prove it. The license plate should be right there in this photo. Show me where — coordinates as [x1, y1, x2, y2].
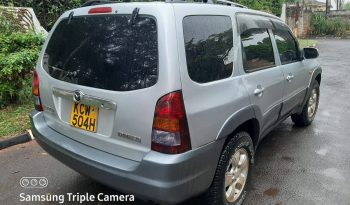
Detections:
[70, 102, 98, 132]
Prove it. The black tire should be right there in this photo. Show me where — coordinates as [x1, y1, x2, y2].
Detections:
[205, 132, 254, 205]
[291, 81, 320, 127]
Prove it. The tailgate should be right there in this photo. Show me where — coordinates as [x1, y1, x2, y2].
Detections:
[36, 3, 180, 161]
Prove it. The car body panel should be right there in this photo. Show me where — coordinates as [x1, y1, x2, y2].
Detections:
[31, 2, 321, 204]
[279, 61, 309, 117]
[36, 3, 181, 162]
[173, 4, 252, 147]
[30, 111, 225, 204]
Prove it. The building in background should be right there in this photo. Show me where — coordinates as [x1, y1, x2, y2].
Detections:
[0, 6, 47, 35]
[304, 0, 333, 11]
[283, 0, 334, 37]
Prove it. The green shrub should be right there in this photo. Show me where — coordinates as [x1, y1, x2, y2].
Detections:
[0, 0, 85, 30]
[0, 9, 45, 107]
[344, 2, 350, 10]
[310, 13, 350, 36]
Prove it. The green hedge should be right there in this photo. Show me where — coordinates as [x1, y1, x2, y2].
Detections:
[310, 13, 350, 36]
[0, 10, 45, 107]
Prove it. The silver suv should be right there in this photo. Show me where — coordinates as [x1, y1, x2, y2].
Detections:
[30, 1, 321, 204]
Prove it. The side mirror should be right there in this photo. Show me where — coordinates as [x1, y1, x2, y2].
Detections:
[303, 47, 319, 59]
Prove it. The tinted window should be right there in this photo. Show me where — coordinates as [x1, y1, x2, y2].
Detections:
[273, 30, 300, 64]
[183, 16, 233, 83]
[271, 20, 290, 31]
[237, 14, 273, 35]
[43, 15, 158, 91]
[241, 28, 275, 72]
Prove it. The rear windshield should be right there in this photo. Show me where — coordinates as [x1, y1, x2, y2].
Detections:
[43, 15, 158, 91]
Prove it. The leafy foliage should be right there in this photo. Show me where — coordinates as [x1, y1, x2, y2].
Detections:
[236, 0, 284, 16]
[0, 9, 45, 107]
[344, 2, 350, 10]
[0, 0, 86, 30]
[309, 13, 350, 36]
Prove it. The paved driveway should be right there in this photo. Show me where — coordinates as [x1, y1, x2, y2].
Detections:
[1, 39, 350, 205]
[244, 39, 350, 205]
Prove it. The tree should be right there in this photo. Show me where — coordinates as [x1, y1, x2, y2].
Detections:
[0, 0, 87, 30]
[336, 0, 345, 10]
[235, 0, 284, 16]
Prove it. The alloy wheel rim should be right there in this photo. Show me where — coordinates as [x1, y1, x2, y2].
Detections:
[308, 88, 318, 119]
[224, 148, 249, 203]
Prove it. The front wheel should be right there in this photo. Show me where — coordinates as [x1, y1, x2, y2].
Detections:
[206, 132, 254, 205]
[291, 81, 320, 126]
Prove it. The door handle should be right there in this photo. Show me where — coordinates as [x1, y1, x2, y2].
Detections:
[254, 85, 264, 97]
[286, 73, 294, 82]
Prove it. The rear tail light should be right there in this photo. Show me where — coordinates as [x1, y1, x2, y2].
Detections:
[151, 91, 191, 154]
[32, 70, 43, 111]
[88, 7, 112, 14]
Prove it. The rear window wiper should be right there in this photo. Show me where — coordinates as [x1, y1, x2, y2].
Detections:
[48, 65, 79, 79]
[128, 7, 140, 25]
[67, 11, 74, 24]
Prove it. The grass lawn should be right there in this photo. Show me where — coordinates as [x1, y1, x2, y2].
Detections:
[0, 102, 33, 138]
[298, 39, 318, 48]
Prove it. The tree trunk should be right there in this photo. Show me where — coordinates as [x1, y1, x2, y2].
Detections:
[337, 0, 339, 10]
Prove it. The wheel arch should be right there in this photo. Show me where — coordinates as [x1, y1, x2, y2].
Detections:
[216, 106, 261, 149]
[298, 66, 322, 113]
[231, 118, 260, 148]
[315, 73, 321, 85]
[310, 66, 322, 87]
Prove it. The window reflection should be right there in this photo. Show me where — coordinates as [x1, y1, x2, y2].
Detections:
[44, 15, 158, 91]
[241, 28, 275, 72]
[183, 16, 233, 83]
[273, 30, 299, 64]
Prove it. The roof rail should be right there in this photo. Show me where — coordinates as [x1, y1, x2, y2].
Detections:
[214, 0, 247, 8]
[165, 0, 214, 3]
[165, 0, 247, 8]
[81, 0, 116, 7]
[81, 0, 248, 9]
[82, 0, 215, 6]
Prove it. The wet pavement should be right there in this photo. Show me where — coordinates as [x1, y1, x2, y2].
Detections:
[1, 39, 350, 205]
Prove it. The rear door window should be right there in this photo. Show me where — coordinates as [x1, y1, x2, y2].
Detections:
[273, 30, 300, 64]
[237, 14, 275, 72]
[183, 16, 233, 83]
[241, 28, 275, 72]
[43, 15, 158, 91]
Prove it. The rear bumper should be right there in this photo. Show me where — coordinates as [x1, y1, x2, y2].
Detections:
[30, 111, 224, 204]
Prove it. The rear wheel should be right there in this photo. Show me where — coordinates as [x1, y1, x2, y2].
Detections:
[291, 81, 320, 126]
[206, 132, 254, 205]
